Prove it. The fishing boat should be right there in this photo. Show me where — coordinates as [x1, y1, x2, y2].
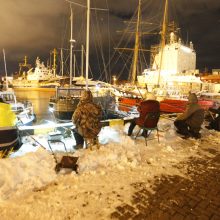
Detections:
[12, 51, 61, 90]
[49, 2, 119, 122]
[49, 83, 117, 122]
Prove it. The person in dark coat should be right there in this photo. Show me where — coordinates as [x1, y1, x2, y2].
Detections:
[206, 106, 220, 131]
[72, 90, 102, 149]
[128, 93, 160, 136]
[174, 93, 204, 139]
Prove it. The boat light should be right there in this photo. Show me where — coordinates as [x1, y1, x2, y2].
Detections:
[48, 107, 54, 112]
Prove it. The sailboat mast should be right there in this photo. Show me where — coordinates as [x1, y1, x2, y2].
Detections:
[74, 54, 76, 78]
[131, 0, 141, 84]
[52, 48, 57, 77]
[2, 49, 8, 90]
[157, 0, 168, 86]
[81, 44, 84, 77]
[61, 48, 64, 76]
[69, 4, 74, 86]
[85, 0, 90, 90]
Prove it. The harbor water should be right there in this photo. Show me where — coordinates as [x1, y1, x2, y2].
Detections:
[14, 89, 56, 124]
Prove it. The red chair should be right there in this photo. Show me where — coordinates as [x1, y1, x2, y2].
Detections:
[134, 100, 160, 146]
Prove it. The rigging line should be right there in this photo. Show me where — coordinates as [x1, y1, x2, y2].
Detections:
[65, 0, 108, 11]
[117, 53, 133, 79]
[93, 11, 102, 79]
[91, 13, 102, 80]
[94, 10, 108, 82]
[101, 1, 139, 79]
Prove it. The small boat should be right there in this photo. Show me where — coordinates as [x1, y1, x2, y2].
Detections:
[0, 126, 22, 158]
[0, 90, 36, 126]
[49, 85, 118, 122]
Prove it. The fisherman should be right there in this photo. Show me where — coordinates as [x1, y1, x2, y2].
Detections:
[0, 97, 19, 158]
[174, 93, 204, 139]
[72, 90, 102, 149]
[205, 106, 220, 131]
[128, 93, 159, 136]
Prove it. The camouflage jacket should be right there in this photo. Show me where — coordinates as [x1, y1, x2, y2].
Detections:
[72, 100, 102, 139]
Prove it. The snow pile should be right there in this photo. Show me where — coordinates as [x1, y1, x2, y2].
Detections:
[0, 120, 219, 219]
[0, 149, 56, 201]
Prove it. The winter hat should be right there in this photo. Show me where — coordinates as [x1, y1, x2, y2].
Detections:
[80, 90, 93, 102]
[145, 93, 156, 100]
[188, 93, 198, 103]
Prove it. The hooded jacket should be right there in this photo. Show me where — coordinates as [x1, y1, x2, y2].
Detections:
[0, 102, 16, 127]
[176, 93, 204, 129]
[72, 90, 102, 139]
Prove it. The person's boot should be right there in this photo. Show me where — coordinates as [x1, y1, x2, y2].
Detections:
[176, 129, 191, 139]
[74, 144, 84, 150]
[190, 131, 201, 139]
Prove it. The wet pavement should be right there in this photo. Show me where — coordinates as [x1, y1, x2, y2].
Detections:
[111, 148, 220, 220]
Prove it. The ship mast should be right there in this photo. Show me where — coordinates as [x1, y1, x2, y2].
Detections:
[131, 0, 141, 84]
[81, 44, 84, 77]
[19, 56, 31, 75]
[69, 5, 75, 86]
[157, 0, 168, 86]
[85, 0, 90, 90]
[2, 49, 8, 90]
[52, 48, 58, 77]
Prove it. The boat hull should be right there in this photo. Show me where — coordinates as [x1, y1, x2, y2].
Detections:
[118, 97, 215, 113]
[0, 127, 22, 158]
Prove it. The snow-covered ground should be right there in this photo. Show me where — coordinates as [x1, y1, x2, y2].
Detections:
[0, 119, 220, 220]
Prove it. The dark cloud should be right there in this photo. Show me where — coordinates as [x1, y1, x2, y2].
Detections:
[0, 0, 220, 78]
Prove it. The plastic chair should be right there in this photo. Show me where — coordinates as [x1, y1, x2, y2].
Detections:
[135, 110, 160, 146]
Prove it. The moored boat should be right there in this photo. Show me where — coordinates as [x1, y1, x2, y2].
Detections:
[118, 96, 215, 114]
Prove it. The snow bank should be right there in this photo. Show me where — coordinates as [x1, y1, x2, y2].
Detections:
[0, 149, 56, 201]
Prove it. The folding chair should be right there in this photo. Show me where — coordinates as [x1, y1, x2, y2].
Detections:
[135, 111, 160, 146]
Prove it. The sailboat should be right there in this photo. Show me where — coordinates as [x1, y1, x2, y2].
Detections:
[115, 0, 215, 114]
[49, 1, 118, 122]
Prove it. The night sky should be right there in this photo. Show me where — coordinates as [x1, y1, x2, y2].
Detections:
[0, 0, 220, 80]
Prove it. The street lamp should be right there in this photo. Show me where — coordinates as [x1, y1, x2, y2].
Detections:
[113, 76, 117, 85]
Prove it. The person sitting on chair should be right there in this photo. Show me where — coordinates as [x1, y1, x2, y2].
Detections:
[174, 93, 204, 139]
[72, 90, 102, 149]
[205, 106, 220, 131]
[128, 93, 159, 137]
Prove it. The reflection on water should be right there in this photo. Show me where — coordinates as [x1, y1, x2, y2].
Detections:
[14, 89, 56, 124]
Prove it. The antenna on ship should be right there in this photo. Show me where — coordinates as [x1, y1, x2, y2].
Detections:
[19, 56, 31, 76]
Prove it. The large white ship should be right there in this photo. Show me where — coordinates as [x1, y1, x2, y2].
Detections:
[137, 31, 201, 90]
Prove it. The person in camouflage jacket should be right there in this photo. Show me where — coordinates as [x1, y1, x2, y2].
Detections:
[72, 90, 102, 149]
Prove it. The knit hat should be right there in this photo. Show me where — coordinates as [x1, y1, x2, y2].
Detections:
[188, 93, 198, 103]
